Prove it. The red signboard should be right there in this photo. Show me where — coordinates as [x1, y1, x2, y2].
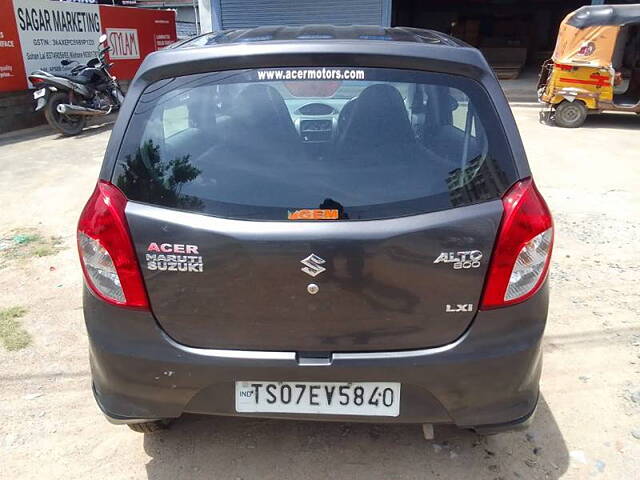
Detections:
[98, 5, 176, 80]
[0, 0, 176, 92]
[0, 0, 27, 91]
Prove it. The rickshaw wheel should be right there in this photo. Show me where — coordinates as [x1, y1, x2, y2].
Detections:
[554, 100, 587, 128]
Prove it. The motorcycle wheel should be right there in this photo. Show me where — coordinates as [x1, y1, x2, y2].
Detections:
[44, 92, 86, 136]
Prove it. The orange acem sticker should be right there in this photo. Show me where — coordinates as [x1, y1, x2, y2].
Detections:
[288, 209, 339, 220]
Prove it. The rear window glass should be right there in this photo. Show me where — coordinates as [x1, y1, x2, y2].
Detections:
[113, 68, 517, 220]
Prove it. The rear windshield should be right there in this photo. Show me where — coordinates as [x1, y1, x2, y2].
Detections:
[113, 67, 517, 220]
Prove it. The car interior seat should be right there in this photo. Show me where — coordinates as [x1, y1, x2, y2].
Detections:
[335, 84, 415, 156]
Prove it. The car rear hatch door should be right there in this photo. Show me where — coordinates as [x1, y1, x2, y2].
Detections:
[112, 65, 518, 352]
[126, 200, 502, 351]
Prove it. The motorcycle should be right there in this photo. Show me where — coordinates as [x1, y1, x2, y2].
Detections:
[28, 34, 125, 136]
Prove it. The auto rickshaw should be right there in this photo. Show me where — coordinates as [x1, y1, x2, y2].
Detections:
[538, 4, 640, 127]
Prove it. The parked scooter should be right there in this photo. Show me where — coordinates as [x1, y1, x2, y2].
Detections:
[28, 34, 124, 135]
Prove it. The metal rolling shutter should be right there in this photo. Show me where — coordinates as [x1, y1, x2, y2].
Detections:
[219, 0, 389, 30]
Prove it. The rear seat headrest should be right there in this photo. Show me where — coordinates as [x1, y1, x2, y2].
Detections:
[338, 84, 414, 151]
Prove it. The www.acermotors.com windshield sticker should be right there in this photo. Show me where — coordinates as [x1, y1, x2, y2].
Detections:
[433, 250, 483, 270]
[255, 68, 366, 81]
[145, 243, 203, 273]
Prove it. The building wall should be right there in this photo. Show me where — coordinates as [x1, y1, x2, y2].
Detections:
[393, 0, 588, 66]
[135, 0, 199, 37]
[202, 0, 391, 31]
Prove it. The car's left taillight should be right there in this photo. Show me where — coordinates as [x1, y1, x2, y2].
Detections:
[77, 181, 149, 310]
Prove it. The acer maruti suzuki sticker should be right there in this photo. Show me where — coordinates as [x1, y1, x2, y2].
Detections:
[145, 242, 203, 273]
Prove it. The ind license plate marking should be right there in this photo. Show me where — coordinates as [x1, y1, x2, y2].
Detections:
[235, 381, 400, 417]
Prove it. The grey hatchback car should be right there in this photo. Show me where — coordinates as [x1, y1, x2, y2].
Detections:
[78, 25, 553, 434]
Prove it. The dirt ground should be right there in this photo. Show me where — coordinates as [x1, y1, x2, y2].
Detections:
[1, 106, 639, 480]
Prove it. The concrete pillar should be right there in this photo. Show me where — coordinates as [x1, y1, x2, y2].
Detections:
[198, 0, 221, 33]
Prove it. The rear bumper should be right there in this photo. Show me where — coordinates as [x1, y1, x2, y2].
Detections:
[84, 281, 548, 431]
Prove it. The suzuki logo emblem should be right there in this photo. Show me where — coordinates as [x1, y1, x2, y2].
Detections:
[300, 254, 326, 277]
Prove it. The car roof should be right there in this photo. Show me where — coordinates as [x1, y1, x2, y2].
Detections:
[137, 25, 485, 86]
[171, 25, 465, 49]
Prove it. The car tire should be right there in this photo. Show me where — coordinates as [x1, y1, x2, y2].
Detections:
[127, 420, 170, 434]
[44, 92, 86, 136]
[554, 100, 587, 128]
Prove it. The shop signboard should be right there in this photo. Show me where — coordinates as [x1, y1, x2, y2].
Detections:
[0, 0, 176, 91]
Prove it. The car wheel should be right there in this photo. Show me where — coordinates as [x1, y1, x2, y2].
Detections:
[127, 419, 171, 434]
[44, 92, 86, 136]
[554, 100, 587, 128]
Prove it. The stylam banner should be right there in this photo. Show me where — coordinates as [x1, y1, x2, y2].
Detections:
[98, 5, 175, 80]
[0, 0, 176, 92]
[106, 28, 141, 59]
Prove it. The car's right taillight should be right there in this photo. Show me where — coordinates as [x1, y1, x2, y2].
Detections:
[77, 181, 149, 310]
[480, 178, 554, 309]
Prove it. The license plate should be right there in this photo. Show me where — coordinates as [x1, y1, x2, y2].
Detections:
[235, 381, 400, 417]
[33, 89, 45, 99]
